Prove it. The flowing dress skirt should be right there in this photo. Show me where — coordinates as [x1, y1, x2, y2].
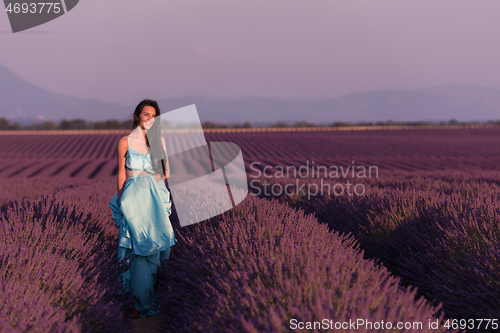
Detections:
[109, 174, 177, 317]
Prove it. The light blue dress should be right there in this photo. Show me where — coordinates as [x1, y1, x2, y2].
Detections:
[109, 136, 177, 318]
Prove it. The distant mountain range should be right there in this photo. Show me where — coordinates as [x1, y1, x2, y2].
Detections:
[1, 63, 500, 125]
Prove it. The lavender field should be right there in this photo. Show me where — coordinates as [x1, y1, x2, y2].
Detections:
[1, 127, 500, 332]
[2, 127, 500, 179]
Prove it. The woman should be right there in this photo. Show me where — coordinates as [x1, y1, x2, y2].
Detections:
[109, 99, 177, 319]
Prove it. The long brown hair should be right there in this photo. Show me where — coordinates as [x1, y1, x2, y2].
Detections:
[132, 99, 167, 177]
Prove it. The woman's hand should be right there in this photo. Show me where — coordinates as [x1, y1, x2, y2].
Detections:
[118, 194, 123, 217]
[154, 173, 163, 182]
[154, 172, 168, 182]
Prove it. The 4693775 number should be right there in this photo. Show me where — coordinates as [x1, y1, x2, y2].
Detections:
[444, 318, 498, 330]
[5, 3, 61, 14]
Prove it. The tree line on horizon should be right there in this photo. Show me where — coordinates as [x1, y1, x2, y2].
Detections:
[0, 117, 499, 131]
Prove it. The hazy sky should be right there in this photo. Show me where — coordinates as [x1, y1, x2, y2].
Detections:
[1, 0, 499, 104]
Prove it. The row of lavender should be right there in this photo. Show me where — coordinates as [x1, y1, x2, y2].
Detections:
[250, 169, 500, 332]
[206, 128, 500, 172]
[157, 194, 455, 332]
[0, 177, 97, 211]
[0, 179, 135, 332]
[3, 128, 500, 179]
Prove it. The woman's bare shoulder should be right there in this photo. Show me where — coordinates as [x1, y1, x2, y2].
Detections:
[117, 136, 129, 151]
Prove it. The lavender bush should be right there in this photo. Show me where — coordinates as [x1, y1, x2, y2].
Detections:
[157, 195, 454, 333]
[0, 243, 81, 333]
[0, 176, 93, 211]
[0, 180, 135, 333]
[253, 170, 500, 332]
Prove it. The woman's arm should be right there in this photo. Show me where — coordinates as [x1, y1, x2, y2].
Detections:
[161, 137, 170, 180]
[117, 137, 128, 202]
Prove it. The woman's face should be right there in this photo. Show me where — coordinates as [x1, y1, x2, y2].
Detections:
[139, 106, 156, 130]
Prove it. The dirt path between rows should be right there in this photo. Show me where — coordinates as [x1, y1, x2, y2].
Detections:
[131, 316, 162, 333]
